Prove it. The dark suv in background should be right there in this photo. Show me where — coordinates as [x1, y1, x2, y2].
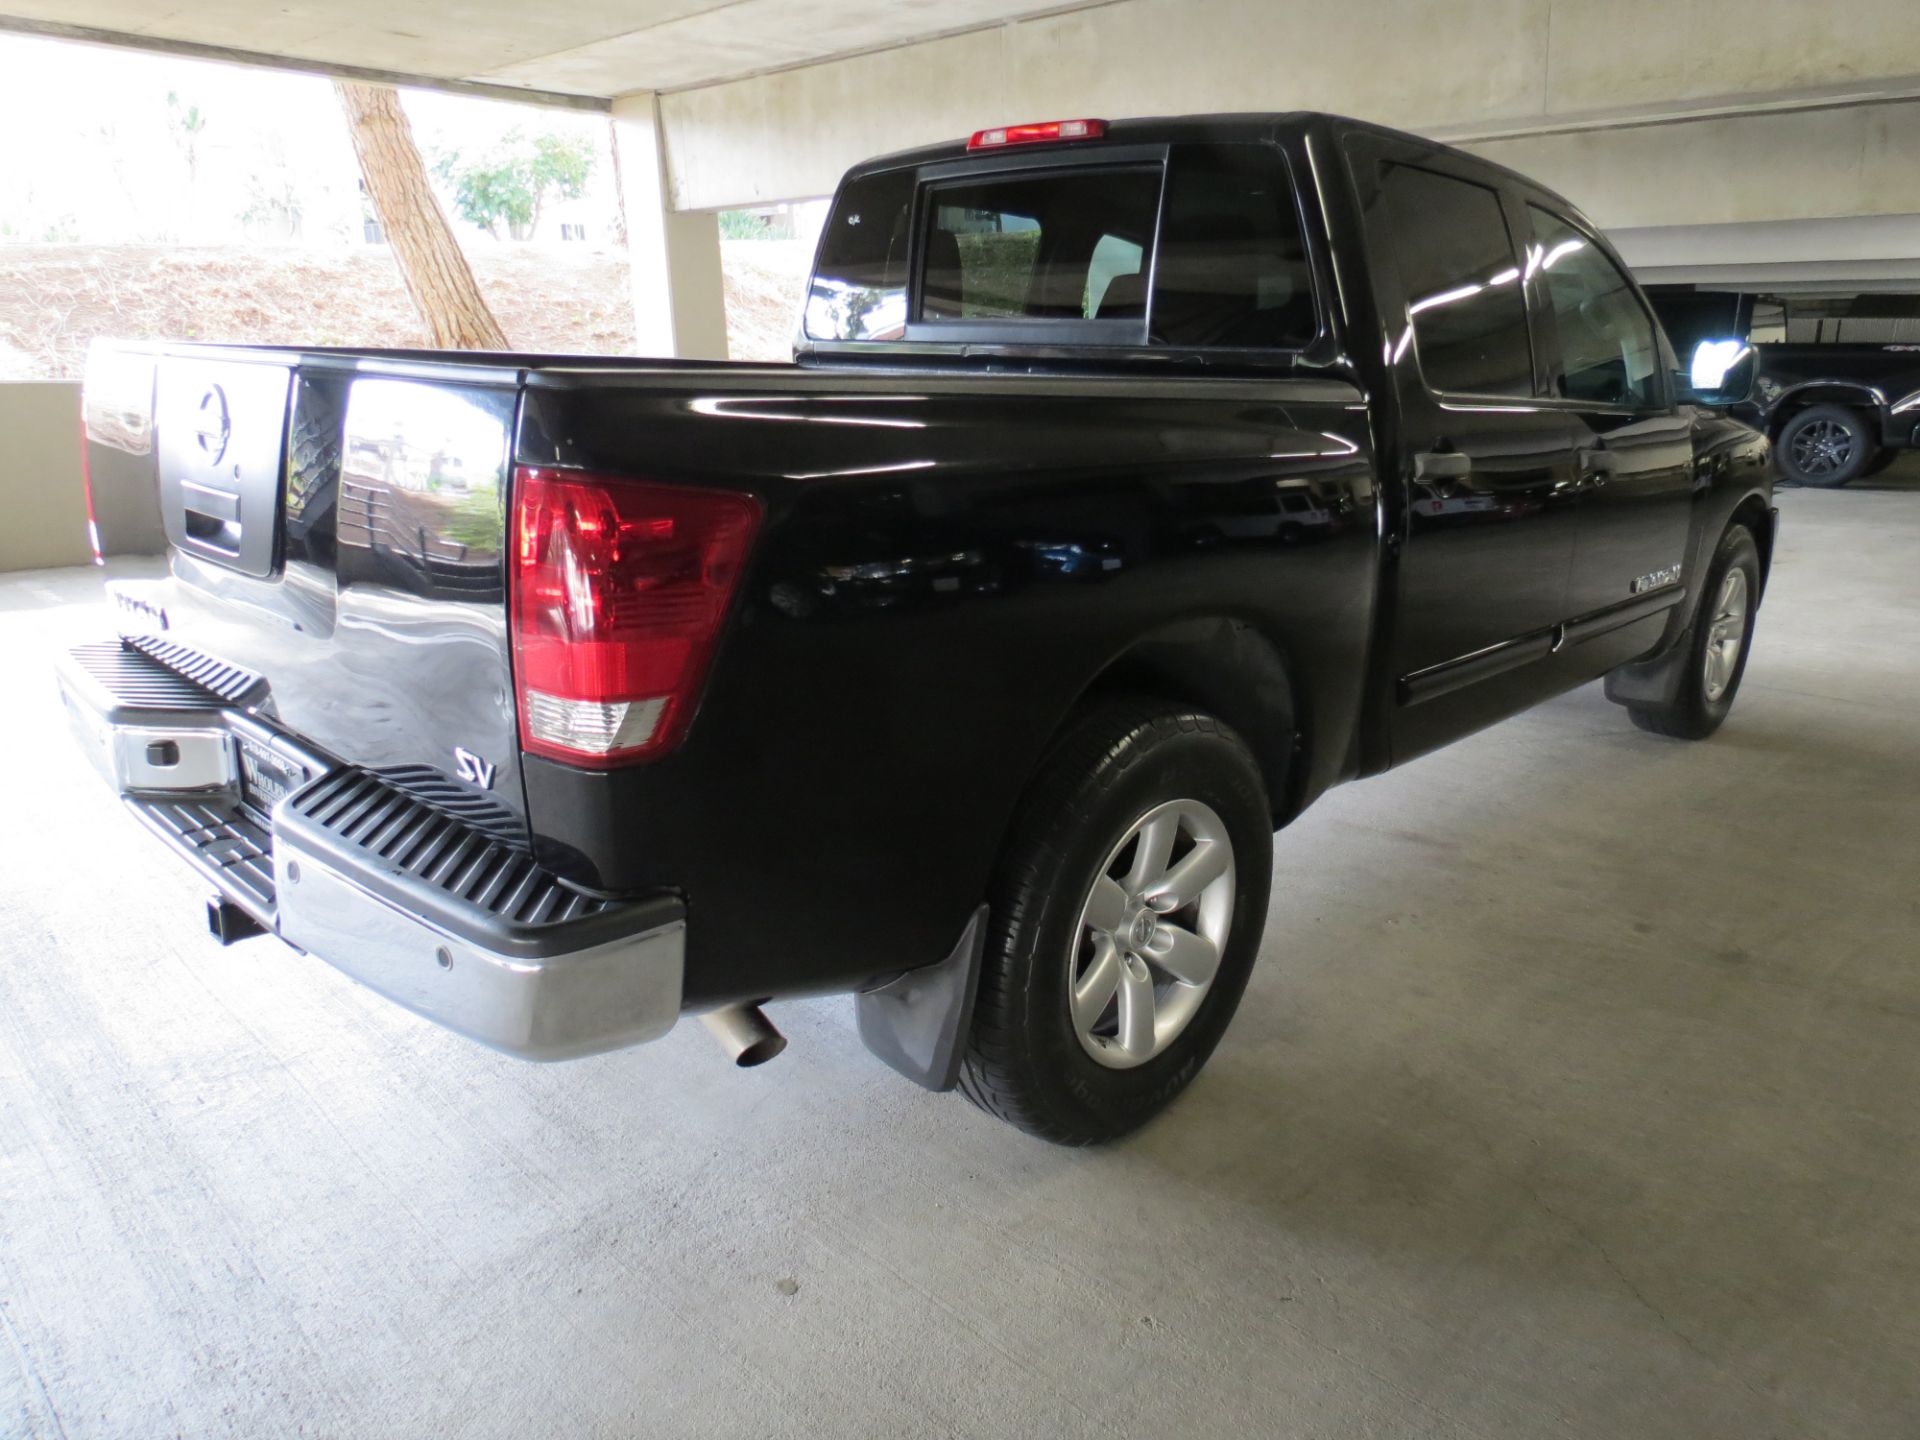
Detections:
[1649, 286, 1920, 486]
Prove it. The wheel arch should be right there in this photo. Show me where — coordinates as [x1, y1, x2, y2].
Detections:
[1046, 614, 1305, 825]
[1607, 498, 1771, 712]
[860, 614, 1302, 1100]
[1730, 491, 1777, 601]
[1766, 382, 1887, 438]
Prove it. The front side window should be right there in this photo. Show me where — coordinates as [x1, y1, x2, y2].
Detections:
[1528, 207, 1661, 409]
[1381, 163, 1532, 397]
[921, 168, 1161, 324]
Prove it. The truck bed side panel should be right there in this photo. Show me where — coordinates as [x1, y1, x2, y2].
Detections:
[517, 368, 1380, 1006]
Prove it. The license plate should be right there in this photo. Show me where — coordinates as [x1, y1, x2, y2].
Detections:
[237, 736, 304, 815]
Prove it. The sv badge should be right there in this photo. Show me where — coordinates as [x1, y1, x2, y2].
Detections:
[454, 747, 496, 789]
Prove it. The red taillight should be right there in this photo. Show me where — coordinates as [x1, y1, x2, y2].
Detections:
[967, 118, 1108, 151]
[509, 466, 761, 768]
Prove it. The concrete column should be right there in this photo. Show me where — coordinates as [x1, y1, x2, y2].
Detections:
[0, 381, 92, 573]
[611, 91, 730, 360]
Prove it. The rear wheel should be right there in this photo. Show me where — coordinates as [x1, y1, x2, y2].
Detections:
[1628, 524, 1761, 740]
[959, 699, 1273, 1145]
[1776, 404, 1876, 487]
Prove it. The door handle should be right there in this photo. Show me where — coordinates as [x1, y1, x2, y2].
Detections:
[1414, 449, 1472, 482]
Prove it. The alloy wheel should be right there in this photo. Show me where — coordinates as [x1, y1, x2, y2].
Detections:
[1789, 418, 1855, 478]
[1067, 799, 1236, 1069]
[1703, 567, 1750, 702]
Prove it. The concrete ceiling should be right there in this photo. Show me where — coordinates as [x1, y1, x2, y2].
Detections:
[0, 0, 1090, 103]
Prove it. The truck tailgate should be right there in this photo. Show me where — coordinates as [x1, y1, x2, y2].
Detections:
[99, 344, 531, 840]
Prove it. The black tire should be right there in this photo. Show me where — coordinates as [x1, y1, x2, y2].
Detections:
[1628, 524, 1761, 740]
[1776, 404, 1875, 487]
[1860, 447, 1902, 479]
[959, 698, 1274, 1145]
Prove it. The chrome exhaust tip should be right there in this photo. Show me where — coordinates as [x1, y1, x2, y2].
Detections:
[700, 1004, 786, 1067]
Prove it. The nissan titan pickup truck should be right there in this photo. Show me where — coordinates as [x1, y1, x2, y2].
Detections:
[62, 113, 1774, 1144]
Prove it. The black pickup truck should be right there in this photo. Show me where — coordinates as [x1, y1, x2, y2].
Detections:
[63, 112, 1773, 1144]
[1742, 344, 1920, 486]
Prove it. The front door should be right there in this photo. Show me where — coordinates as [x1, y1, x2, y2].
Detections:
[1350, 140, 1584, 762]
[1522, 203, 1697, 671]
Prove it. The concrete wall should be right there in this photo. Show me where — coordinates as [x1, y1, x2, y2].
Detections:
[1611, 213, 1920, 290]
[0, 380, 166, 571]
[1468, 99, 1920, 231]
[0, 382, 92, 573]
[657, 0, 1920, 225]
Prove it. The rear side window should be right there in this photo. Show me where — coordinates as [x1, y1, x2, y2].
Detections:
[806, 168, 914, 342]
[1382, 164, 1532, 397]
[806, 143, 1316, 351]
[1151, 144, 1315, 348]
[921, 168, 1161, 323]
[1527, 207, 1661, 409]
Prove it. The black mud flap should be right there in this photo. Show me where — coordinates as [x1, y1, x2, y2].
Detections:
[856, 905, 988, 1092]
[1604, 642, 1690, 710]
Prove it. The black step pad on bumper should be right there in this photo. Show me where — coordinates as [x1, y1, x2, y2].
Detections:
[135, 798, 278, 917]
[58, 636, 686, 1061]
[279, 768, 639, 955]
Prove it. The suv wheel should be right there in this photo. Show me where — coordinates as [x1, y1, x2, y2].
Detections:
[1776, 404, 1877, 487]
[1628, 524, 1761, 740]
[959, 698, 1274, 1145]
[1861, 447, 1902, 479]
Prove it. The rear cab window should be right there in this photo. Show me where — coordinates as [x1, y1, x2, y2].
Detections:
[921, 167, 1161, 332]
[805, 141, 1319, 354]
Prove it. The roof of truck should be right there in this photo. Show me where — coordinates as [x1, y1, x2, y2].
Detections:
[847, 112, 1316, 174]
[841, 110, 1581, 217]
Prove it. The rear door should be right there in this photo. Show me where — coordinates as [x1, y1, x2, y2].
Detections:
[1348, 138, 1583, 761]
[1521, 203, 1695, 664]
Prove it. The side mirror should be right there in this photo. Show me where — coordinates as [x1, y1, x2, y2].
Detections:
[1680, 341, 1757, 407]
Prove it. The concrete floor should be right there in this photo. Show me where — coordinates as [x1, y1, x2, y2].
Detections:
[3, 466, 1918, 1439]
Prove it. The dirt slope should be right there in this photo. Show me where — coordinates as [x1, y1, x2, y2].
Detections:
[0, 239, 812, 380]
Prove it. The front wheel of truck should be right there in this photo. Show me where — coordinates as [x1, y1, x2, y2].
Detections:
[959, 698, 1273, 1145]
[1627, 523, 1762, 740]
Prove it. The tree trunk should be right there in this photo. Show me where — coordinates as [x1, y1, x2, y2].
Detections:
[604, 117, 628, 248]
[333, 81, 508, 350]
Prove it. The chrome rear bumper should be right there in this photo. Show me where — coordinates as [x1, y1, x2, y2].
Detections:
[57, 640, 685, 1061]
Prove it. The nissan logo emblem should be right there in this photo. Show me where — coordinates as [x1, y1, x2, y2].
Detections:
[194, 384, 232, 465]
